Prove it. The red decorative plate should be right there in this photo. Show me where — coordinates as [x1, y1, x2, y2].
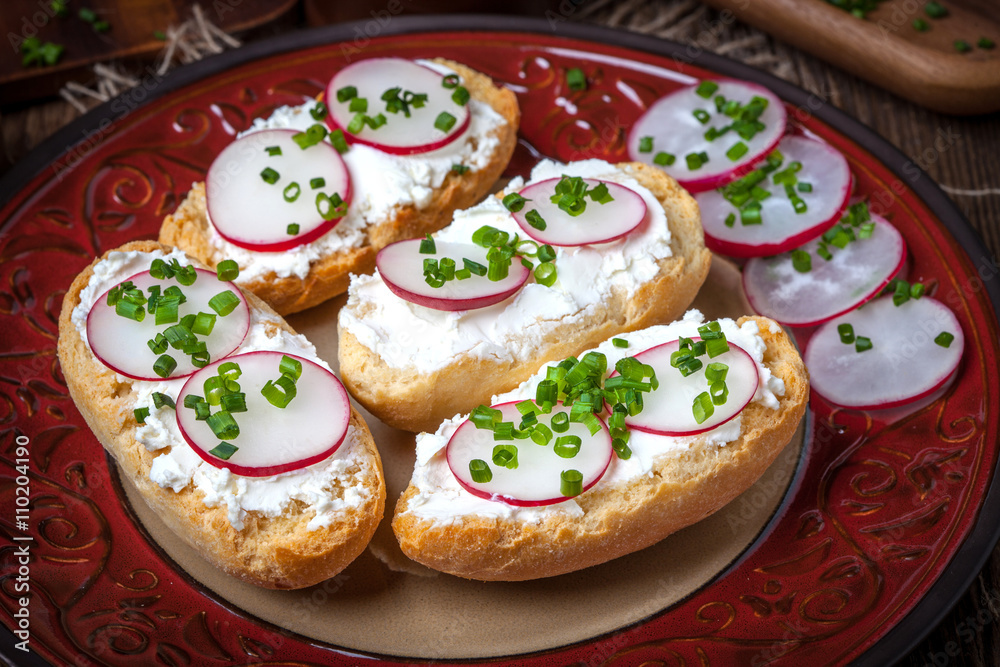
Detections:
[2, 16, 999, 666]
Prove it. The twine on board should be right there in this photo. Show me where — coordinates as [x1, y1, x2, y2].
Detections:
[59, 5, 241, 114]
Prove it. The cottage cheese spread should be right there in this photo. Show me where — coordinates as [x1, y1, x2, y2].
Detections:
[206, 61, 507, 283]
[339, 158, 674, 374]
[402, 310, 786, 524]
[71, 249, 372, 530]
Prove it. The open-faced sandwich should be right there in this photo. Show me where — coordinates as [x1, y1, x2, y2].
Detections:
[160, 57, 520, 315]
[338, 158, 713, 433]
[57, 240, 385, 589]
[392, 311, 808, 580]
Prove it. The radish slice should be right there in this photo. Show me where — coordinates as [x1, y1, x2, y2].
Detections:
[87, 268, 250, 381]
[743, 214, 907, 327]
[696, 135, 851, 258]
[620, 338, 759, 436]
[447, 401, 613, 507]
[325, 58, 470, 156]
[805, 296, 964, 410]
[510, 177, 647, 246]
[376, 239, 530, 311]
[206, 129, 351, 252]
[627, 80, 786, 193]
[176, 351, 351, 477]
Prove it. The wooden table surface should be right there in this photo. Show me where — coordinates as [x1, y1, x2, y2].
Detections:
[1, 1, 998, 664]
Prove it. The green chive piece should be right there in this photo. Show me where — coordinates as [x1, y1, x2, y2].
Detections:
[152, 392, 175, 410]
[451, 163, 470, 174]
[534, 262, 557, 287]
[183, 394, 203, 410]
[434, 112, 457, 132]
[147, 333, 168, 355]
[134, 406, 150, 425]
[924, 1, 948, 18]
[560, 469, 583, 497]
[551, 412, 570, 433]
[208, 442, 238, 461]
[336, 85, 357, 103]
[452, 86, 470, 105]
[260, 167, 279, 184]
[469, 459, 492, 483]
[279, 355, 302, 381]
[309, 102, 328, 121]
[442, 74, 460, 89]
[910, 282, 926, 299]
[855, 336, 873, 352]
[286, 223, 300, 235]
[685, 152, 705, 170]
[693, 109, 711, 125]
[726, 141, 749, 161]
[190, 312, 215, 336]
[419, 234, 436, 254]
[955, 40, 972, 53]
[710, 380, 729, 405]
[695, 80, 719, 99]
[220, 392, 247, 413]
[838, 323, 855, 344]
[209, 290, 240, 316]
[638, 136, 654, 153]
[153, 354, 177, 378]
[502, 192, 529, 213]
[525, 209, 546, 231]
[153, 30, 166, 40]
[979, 37, 996, 49]
[554, 435, 582, 459]
[116, 299, 145, 322]
[316, 192, 346, 220]
[654, 151, 676, 166]
[349, 97, 368, 113]
[492, 444, 518, 469]
[265, 146, 282, 156]
[692, 392, 714, 424]
[216, 259, 239, 281]
[283, 182, 301, 202]
[935, 331, 955, 347]
[566, 67, 587, 91]
[791, 249, 812, 273]
[612, 338, 629, 348]
[328, 129, 349, 153]
[261, 374, 297, 408]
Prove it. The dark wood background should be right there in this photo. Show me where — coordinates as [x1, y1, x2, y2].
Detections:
[1, 0, 998, 664]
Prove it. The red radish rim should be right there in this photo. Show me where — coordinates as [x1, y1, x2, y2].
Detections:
[510, 177, 648, 247]
[741, 224, 909, 328]
[375, 239, 531, 312]
[446, 400, 613, 507]
[206, 129, 353, 253]
[613, 337, 759, 437]
[627, 80, 786, 194]
[323, 59, 471, 156]
[811, 360, 962, 412]
[86, 267, 250, 382]
[176, 351, 351, 477]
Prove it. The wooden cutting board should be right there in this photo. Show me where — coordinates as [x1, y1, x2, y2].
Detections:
[702, 0, 1000, 115]
[0, 0, 296, 106]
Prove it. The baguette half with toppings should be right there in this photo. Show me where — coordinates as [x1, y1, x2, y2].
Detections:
[392, 314, 808, 581]
[57, 240, 385, 589]
[338, 159, 712, 433]
[159, 59, 520, 315]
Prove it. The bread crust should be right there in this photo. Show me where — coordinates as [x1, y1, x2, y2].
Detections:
[57, 240, 385, 589]
[391, 317, 808, 581]
[158, 59, 520, 316]
[338, 162, 712, 433]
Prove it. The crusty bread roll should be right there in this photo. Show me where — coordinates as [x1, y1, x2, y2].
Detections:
[57, 240, 385, 589]
[159, 59, 520, 316]
[338, 161, 712, 433]
[391, 316, 808, 581]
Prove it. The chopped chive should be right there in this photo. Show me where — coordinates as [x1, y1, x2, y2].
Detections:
[283, 182, 301, 202]
[955, 40, 972, 53]
[348, 97, 368, 113]
[560, 469, 583, 497]
[924, 1, 947, 18]
[346, 113, 367, 134]
[279, 355, 302, 381]
[309, 101, 328, 121]
[434, 112, 457, 132]
[525, 209, 546, 231]
[638, 136, 654, 153]
[741, 201, 762, 225]
[153, 30, 166, 40]
[286, 223, 299, 235]
[726, 141, 749, 161]
[452, 86, 470, 105]
[261, 375, 297, 408]
[935, 331, 955, 347]
[153, 354, 177, 378]
[791, 249, 812, 273]
[838, 323, 855, 344]
[537, 245, 556, 263]
[551, 412, 570, 433]
[419, 234, 436, 254]
[316, 192, 346, 220]
[451, 163, 470, 174]
[693, 109, 711, 125]
[134, 407, 150, 424]
[183, 394, 203, 410]
[695, 80, 719, 99]
[209, 290, 240, 316]
[855, 336, 873, 352]
[115, 300, 145, 322]
[310, 177, 326, 190]
[464, 258, 487, 276]
[336, 85, 357, 103]
[152, 392, 175, 410]
[910, 282, 926, 299]
[220, 392, 247, 413]
[554, 435, 582, 458]
[492, 444, 518, 469]
[260, 167, 280, 185]
[216, 259, 239, 281]
[208, 442, 238, 461]
[328, 129, 349, 153]
[710, 380, 729, 405]
[685, 152, 706, 170]
[534, 262, 557, 287]
[692, 391, 714, 424]
[654, 151, 676, 166]
[192, 312, 216, 336]
[705, 337, 729, 358]
[979, 37, 996, 49]
[442, 74, 460, 89]
[265, 146, 282, 156]
[912, 18, 929, 31]
[566, 67, 587, 91]
[469, 459, 492, 483]
[502, 192, 529, 212]
[147, 333, 168, 355]
[612, 338, 629, 348]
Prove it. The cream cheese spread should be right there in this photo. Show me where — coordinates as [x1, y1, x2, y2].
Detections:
[206, 60, 507, 283]
[401, 310, 786, 524]
[339, 158, 674, 373]
[71, 248, 372, 530]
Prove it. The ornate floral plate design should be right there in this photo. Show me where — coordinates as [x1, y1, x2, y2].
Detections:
[1, 16, 999, 666]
